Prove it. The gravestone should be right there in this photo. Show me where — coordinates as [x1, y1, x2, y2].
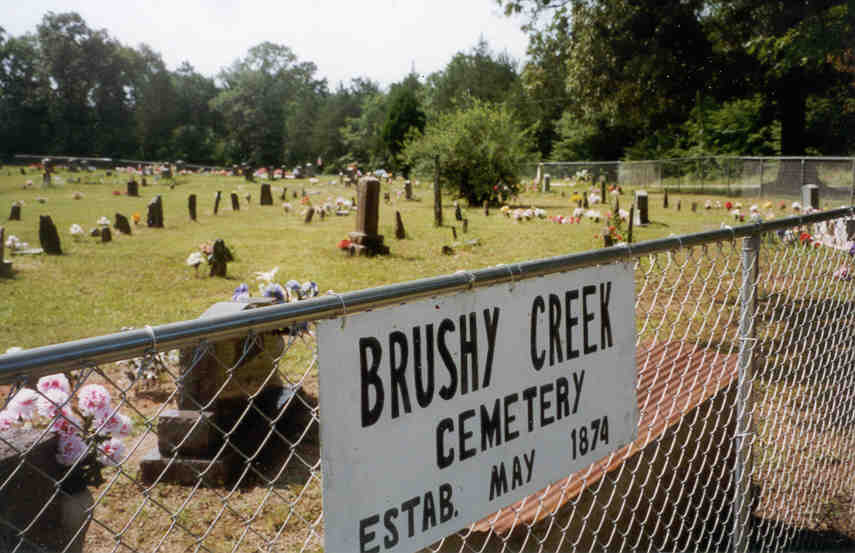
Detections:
[846, 220, 855, 241]
[383, 191, 390, 203]
[214, 191, 222, 215]
[583, 194, 589, 209]
[601, 181, 606, 204]
[663, 188, 669, 208]
[304, 207, 315, 223]
[280, 187, 287, 201]
[260, 183, 273, 206]
[483, 201, 489, 216]
[293, 190, 298, 199]
[101, 227, 112, 243]
[9, 203, 21, 221]
[404, 180, 413, 200]
[451, 227, 457, 240]
[188, 194, 197, 221]
[348, 177, 389, 256]
[462, 219, 468, 234]
[230, 193, 240, 211]
[127, 179, 139, 197]
[634, 190, 649, 225]
[543, 174, 551, 193]
[114, 213, 131, 235]
[395, 211, 406, 239]
[39, 215, 62, 254]
[677, 200, 681, 211]
[614, 196, 620, 213]
[146, 196, 164, 228]
[0, 227, 11, 277]
[802, 184, 819, 210]
[627, 206, 635, 244]
[209, 239, 232, 277]
[455, 204, 463, 221]
[691, 202, 697, 212]
[141, 177, 147, 187]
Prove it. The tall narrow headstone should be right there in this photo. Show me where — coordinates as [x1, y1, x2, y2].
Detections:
[627, 206, 635, 244]
[455, 204, 463, 221]
[395, 211, 406, 239]
[188, 194, 197, 221]
[127, 179, 139, 197]
[404, 180, 413, 200]
[483, 201, 489, 216]
[634, 190, 649, 225]
[38, 215, 62, 254]
[600, 180, 606, 203]
[214, 191, 222, 215]
[801, 184, 819, 210]
[101, 227, 112, 243]
[230, 193, 240, 211]
[8, 203, 21, 221]
[280, 187, 287, 201]
[543, 174, 551, 193]
[452, 227, 457, 240]
[348, 176, 389, 256]
[677, 200, 681, 211]
[691, 202, 697, 212]
[663, 188, 669, 208]
[0, 227, 11, 277]
[147, 196, 164, 228]
[260, 183, 273, 206]
[304, 207, 315, 223]
[462, 219, 469, 234]
[114, 213, 132, 235]
[209, 239, 232, 277]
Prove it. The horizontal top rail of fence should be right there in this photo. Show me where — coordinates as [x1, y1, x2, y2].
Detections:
[2, 206, 853, 383]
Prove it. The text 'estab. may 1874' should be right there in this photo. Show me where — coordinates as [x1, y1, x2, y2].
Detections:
[318, 263, 638, 553]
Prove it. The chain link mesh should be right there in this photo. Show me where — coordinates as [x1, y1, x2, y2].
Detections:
[2, 215, 855, 552]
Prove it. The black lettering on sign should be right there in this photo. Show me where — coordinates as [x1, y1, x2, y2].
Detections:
[600, 281, 613, 349]
[482, 307, 500, 387]
[360, 337, 383, 428]
[488, 449, 536, 501]
[360, 514, 380, 553]
[438, 318, 458, 400]
[422, 492, 436, 532]
[436, 417, 454, 469]
[572, 370, 585, 414]
[459, 409, 477, 461]
[413, 325, 435, 409]
[548, 293, 563, 366]
[389, 331, 411, 419]
[459, 312, 479, 394]
[530, 295, 546, 370]
[439, 483, 455, 522]
[555, 377, 570, 420]
[582, 285, 597, 355]
[522, 386, 537, 432]
[504, 392, 519, 442]
[480, 400, 502, 451]
[489, 462, 508, 501]
[383, 509, 399, 549]
[565, 289, 580, 359]
[401, 496, 420, 538]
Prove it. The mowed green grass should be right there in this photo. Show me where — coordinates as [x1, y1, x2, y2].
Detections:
[0, 168, 801, 350]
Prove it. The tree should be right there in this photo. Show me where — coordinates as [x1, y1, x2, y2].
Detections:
[382, 73, 426, 175]
[0, 32, 50, 159]
[341, 89, 389, 168]
[403, 99, 533, 206]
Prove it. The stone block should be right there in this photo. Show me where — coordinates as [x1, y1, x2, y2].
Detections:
[139, 449, 233, 487]
[157, 410, 220, 458]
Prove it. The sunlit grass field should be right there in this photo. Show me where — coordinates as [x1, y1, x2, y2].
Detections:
[0, 166, 833, 350]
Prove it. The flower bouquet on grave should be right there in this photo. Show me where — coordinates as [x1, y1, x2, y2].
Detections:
[0, 375, 131, 493]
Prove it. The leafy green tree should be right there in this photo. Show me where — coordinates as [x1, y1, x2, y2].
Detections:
[0, 31, 50, 159]
[403, 99, 533, 205]
[382, 73, 426, 175]
[341, 89, 389, 168]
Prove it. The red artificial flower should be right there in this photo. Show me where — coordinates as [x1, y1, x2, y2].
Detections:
[799, 232, 811, 244]
[337, 238, 352, 250]
[725, 201, 733, 210]
[112, 190, 121, 196]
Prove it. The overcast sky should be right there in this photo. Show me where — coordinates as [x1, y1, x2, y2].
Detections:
[3, 0, 532, 88]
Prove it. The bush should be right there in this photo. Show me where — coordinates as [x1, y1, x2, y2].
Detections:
[403, 99, 533, 206]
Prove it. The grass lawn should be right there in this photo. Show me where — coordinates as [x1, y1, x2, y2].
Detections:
[0, 167, 820, 351]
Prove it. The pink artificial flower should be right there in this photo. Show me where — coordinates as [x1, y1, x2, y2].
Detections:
[78, 384, 111, 418]
[36, 388, 70, 418]
[97, 437, 126, 466]
[96, 412, 132, 438]
[7, 388, 40, 420]
[56, 432, 88, 466]
[37, 373, 71, 395]
[50, 408, 81, 437]
[0, 410, 16, 431]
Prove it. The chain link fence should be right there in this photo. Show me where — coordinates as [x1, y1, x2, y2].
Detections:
[534, 157, 855, 199]
[2, 208, 855, 552]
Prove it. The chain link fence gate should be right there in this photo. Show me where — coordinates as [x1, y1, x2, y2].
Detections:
[2, 208, 855, 553]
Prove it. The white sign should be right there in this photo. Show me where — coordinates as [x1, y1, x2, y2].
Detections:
[318, 264, 638, 553]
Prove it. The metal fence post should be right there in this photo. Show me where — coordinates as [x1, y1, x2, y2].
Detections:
[732, 232, 759, 553]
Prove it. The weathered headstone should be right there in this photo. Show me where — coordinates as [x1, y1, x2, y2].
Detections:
[600, 181, 606, 204]
[634, 190, 649, 225]
[209, 239, 232, 277]
[101, 227, 112, 243]
[39, 215, 62, 254]
[293, 190, 298, 199]
[147, 196, 164, 228]
[846, 220, 855, 241]
[543, 174, 551, 193]
[304, 207, 315, 223]
[691, 202, 697, 212]
[404, 180, 413, 200]
[663, 188, 669, 208]
[260, 183, 273, 206]
[452, 226, 457, 240]
[230, 193, 240, 211]
[348, 176, 389, 256]
[127, 179, 139, 197]
[483, 200, 489, 216]
[455, 204, 463, 221]
[802, 184, 819, 210]
[462, 219, 468, 234]
[188, 194, 197, 221]
[280, 187, 287, 201]
[141, 177, 147, 187]
[114, 213, 131, 235]
[677, 200, 681, 211]
[0, 227, 11, 277]
[583, 194, 589, 209]
[214, 191, 222, 215]
[627, 206, 635, 244]
[9, 203, 21, 221]
[395, 211, 406, 239]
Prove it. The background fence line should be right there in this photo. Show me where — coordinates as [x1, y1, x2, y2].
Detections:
[1, 208, 855, 552]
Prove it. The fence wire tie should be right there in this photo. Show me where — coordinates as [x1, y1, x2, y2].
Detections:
[456, 269, 477, 290]
[327, 291, 348, 329]
[144, 324, 157, 354]
[504, 264, 517, 292]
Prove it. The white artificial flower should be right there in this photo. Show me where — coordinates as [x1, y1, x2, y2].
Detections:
[186, 252, 205, 267]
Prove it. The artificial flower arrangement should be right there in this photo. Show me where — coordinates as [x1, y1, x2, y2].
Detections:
[0, 374, 131, 492]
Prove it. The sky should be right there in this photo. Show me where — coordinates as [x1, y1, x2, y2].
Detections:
[2, 0, 532, 88]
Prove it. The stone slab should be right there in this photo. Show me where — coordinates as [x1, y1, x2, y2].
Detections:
[157, 410, 220, 458]
[139, 448, 233, 487]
